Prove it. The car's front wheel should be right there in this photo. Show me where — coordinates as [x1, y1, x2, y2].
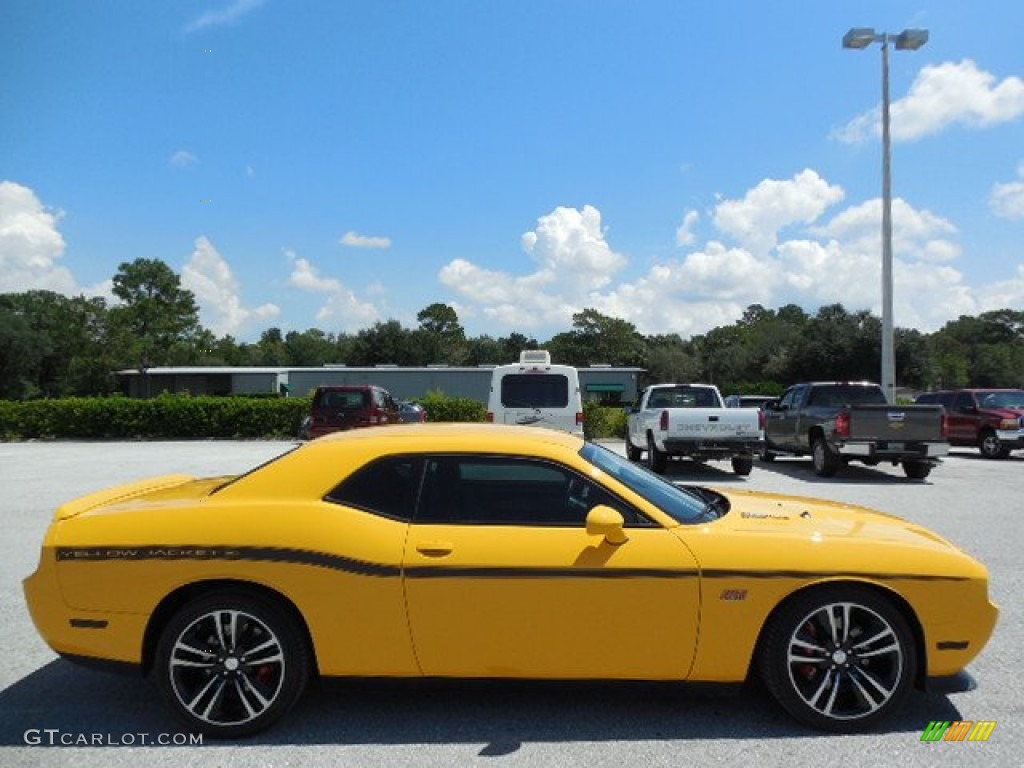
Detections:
[979, 431, 1010, 459]
[155, 590, 311, 738]
[759, 586, 916, 732]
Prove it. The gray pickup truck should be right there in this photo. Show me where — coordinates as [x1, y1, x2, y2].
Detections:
[762, 382, 949, 479]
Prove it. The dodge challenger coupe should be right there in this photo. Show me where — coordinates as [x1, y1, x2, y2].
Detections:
[24, 424, 997, 737]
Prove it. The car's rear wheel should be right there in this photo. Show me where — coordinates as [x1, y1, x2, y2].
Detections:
[646, 433, 667, 474]
[625, 436, 642, 461]
[731, 456, 753, 476]
[155, 590, 310, 738]
[759, 586, 916, 732]
[811, 437, 840, 477]
[902, 460, 932, 480]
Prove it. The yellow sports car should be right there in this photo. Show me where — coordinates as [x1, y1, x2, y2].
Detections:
[24, 424, 997, 737]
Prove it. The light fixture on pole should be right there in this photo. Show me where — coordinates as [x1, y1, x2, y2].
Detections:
[843, 27, 928, 403]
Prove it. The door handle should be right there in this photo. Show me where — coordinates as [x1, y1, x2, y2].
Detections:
[415, 541, 454, 557]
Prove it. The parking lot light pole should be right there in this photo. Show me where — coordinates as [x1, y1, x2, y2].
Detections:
[842, 27, 928, 403]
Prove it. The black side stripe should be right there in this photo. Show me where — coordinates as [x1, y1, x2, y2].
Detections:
[404, 567, 699, 580]
[56, 546, 399, 578]
[702, 569, 970, 582]
[54, 546, 968, 583]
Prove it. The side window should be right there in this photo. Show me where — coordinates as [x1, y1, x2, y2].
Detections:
[325, 456, 424, 521]
[779, 387, 799, 409]
[952, 392, 974, 411]
[416, 456, 651, 527]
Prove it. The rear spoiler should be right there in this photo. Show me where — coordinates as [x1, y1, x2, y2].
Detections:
[54, 474, 195, 521]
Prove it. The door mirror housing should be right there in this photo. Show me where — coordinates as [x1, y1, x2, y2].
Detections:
[586, 505, 628, 545]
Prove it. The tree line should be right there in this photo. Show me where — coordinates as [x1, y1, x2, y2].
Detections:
[2, 257, 1022, 400]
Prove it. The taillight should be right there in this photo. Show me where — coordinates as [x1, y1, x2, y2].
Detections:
[835, 411, 850, 438]
[941, 411, 949, 437]
[660, 410, 669, 431]
[576, 412, 584, 426]
[758, 409, 766, 431]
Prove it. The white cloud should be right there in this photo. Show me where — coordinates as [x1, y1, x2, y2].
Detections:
[712, 169, 845, 254]
[285, 251, 380, 331]
[834, 60, 1024, 143]
[169, 150, 198, 168]
[436, 168, 1022, 338]
[812, 198, 959, 263]
[184, 0, 267, 33]
[675, 210, 699, 246]
[181, 236, 280, 336]
[991, 162, 1024, 219]
[0, 180, 78, 294]
[340, 231, 392, 249]
[439, 205, 627, 331]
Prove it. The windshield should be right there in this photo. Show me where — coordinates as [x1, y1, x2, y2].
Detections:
[977, 390, 1024, 409]
[579, 442, 719, 524]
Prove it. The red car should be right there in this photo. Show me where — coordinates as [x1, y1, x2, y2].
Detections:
[916, 388, 1024, 458]
[304, 385, 402, 439]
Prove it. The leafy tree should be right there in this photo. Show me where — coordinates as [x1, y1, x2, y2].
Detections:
[548, 309, 645, 367]
[349, 320, 416, 366]
[414, 303, 467, 365]
[109, 258, 200, 367]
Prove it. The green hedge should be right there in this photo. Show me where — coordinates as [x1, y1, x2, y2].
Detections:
[0, 392, 629, 440]
[0, 394, 309, 440]
[418, 391, 487, 423]
[583, 400, 628, 440]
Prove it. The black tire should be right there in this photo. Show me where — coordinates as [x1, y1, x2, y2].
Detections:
[155, 590, 311, 738]
[759, 585, 917, 732]
[731, 455, 754, 476]
[902, 460, 932, 480]
[979, 431, 1009, 459]
[646, 433, 667, 474]
[811, 437, 840, 477]
[625, 436, 643, 462]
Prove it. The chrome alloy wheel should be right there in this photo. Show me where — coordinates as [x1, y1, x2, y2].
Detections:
[785, 601, 904, 722]
[168, 608, 286, 728]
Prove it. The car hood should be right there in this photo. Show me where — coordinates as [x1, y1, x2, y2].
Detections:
[714, 488, 956, 550]
[54, 474, 229, 520]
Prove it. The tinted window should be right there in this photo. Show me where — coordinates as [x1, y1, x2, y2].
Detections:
[326, 456, 424, 521]
[416, 455, 648, 526]
[316, 388, 369, 410]
[807, 385, 886, 407]
[952, 392, 975, 411]
[500, 374, 569, 408]
[648, 386, 717, 408]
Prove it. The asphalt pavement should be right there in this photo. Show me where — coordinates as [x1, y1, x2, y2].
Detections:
[1, 439, 1020, 767]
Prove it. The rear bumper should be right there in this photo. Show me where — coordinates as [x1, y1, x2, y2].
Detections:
[836, 441, 949, 459]
[662, 439, 764, 457]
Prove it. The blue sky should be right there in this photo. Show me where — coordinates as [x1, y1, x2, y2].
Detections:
[2, 0, 1023, 342]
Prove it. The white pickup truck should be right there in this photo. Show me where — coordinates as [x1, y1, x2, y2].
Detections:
[625, 383, 765, 475]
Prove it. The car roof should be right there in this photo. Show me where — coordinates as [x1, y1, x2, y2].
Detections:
[309, 422, 584, 452]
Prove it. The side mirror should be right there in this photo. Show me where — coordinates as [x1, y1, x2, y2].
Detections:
[586, 505, 628, 546]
